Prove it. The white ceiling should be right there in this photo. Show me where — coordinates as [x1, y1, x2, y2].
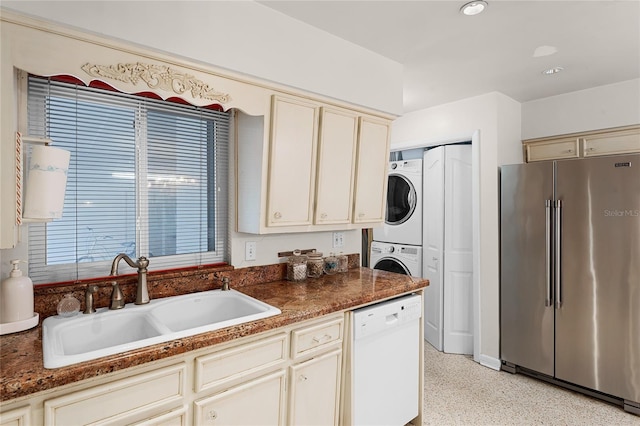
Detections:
[259, 0, 640, 114]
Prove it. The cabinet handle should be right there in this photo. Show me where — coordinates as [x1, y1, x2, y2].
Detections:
[299, 374, 308, 382]
[358, 212, 365, 218]
[273, 211, 282, 219]
[313, 334, 332, 343]
[320, 213, 327, 219]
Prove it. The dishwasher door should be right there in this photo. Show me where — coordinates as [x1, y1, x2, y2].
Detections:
[352, 294, 422, 426]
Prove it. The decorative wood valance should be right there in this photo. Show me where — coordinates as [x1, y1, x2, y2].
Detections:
[81, 62, 232, 104]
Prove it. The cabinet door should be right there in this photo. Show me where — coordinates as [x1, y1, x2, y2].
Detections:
[288, 350, 342, 426]
[194, 370, 286, 426]
[352, 116, 390, 223]
[583, 128, 640, 157]
[267, 96, 319, 227]
[314, 107, 358, 224]
[525, 138, 579, 162]
[0, 406, 30, 426]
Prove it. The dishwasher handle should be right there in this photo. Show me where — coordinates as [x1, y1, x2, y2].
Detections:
[386, 313, 399, 324]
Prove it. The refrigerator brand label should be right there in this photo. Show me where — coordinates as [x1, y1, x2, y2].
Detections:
[614, 162, 631, 167]
[604, 209, 640, 217]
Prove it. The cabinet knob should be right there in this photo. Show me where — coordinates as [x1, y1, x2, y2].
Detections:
[207, 410, 218, 421]
[320, 213, 327, 219]
[358, 212, 365, 218]
[299, 374, 308, 382]
[273, 211, 282, 219]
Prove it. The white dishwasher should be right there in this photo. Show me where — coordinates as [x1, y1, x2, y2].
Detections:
[352, 293, 422, 426]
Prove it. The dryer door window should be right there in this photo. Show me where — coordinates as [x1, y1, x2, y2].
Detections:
[373, 257, 410, 275]
[386, 174, 417, 225]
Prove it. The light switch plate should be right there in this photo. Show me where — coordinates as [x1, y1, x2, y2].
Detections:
[332, 232, 345, 248]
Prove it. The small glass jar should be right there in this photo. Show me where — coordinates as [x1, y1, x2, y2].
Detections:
[287, 249, 307, 282]
[307, 251, 324, 278]
[337, 252, 349, 273]
[323, 253, 339, 275]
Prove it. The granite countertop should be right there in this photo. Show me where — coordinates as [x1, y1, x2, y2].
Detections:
[0, 267, 428, 402]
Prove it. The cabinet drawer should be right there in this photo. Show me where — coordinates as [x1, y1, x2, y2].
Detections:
[44, 363, 186, 426]
[0, 406, 30, 426]
[133, 405, 188, 426]
[291, 315, 344, 361]
[583, 130, 640, 157]
[526, 138, 579, 162]
[194, 332, 288, 393]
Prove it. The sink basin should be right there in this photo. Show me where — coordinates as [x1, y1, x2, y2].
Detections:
[42, 289, 281, 368]
[149, 291, 278, 332]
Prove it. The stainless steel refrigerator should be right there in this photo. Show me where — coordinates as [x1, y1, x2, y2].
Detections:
[500, 154, 640, 414]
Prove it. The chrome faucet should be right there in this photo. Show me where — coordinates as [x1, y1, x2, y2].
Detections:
[110, 254, 150, 305]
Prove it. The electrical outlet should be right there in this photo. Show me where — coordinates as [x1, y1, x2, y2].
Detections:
[332, 232, 345, 248]
[245, 241, 257, 261]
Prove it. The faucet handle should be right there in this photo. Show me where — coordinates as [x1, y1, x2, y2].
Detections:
[84, 285, 99, 314]
[110, 282, 125, 310]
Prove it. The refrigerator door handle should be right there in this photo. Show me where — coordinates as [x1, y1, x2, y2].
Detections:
[555, 199, 562, 309]
[545, 200, 552, 307]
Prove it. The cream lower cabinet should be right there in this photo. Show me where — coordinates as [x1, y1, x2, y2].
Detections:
[194, 370, 286, 425]
[44, 363, 187, 426]
[288, 350, 342, 426]
[0, 314, 345, 426]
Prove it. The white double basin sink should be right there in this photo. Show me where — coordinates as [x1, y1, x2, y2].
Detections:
[42, 289, 281, 369]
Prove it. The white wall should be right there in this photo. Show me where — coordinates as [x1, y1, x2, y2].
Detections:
[1, 1, 403, 116]
[391, 92, 522, 367]
[522, 78, 640, 139]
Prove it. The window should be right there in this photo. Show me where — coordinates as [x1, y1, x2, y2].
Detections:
[26, 75, 230, 284]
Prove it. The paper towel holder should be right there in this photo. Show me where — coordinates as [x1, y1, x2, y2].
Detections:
[17, 133, 71, 223]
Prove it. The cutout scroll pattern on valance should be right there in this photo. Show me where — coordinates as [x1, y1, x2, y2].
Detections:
[81, 62, 231, 103]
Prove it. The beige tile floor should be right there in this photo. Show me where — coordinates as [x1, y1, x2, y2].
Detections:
[422, 343, 639, 425]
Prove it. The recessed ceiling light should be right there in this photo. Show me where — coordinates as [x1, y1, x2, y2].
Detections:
[460, 1, 488, 16]
[542, 66, 564, 75]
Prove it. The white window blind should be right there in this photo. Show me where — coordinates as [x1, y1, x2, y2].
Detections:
[26, 76, 229, 284]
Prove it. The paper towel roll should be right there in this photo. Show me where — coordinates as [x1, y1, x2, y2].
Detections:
[23, 145, 71, 220]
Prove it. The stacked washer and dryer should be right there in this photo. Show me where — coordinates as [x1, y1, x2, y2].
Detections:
[370, 159, 423, 277]
[371, 146, 474, 356]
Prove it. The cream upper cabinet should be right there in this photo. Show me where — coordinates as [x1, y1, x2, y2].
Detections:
[525, 137, 580, 162]
[353, 116, 391, 223]
[236, 95, 392, 234]
[266, 96, 320, 227]
[314, 107, 358, 225]
[582, 127, 640, 157]
[523, 125, 640, 162]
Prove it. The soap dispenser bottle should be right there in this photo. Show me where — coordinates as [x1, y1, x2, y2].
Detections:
[1, 260, 34, 324]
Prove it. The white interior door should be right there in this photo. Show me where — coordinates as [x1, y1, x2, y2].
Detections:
[422, 147, 444, 351]
[443, 145, 473, 354]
